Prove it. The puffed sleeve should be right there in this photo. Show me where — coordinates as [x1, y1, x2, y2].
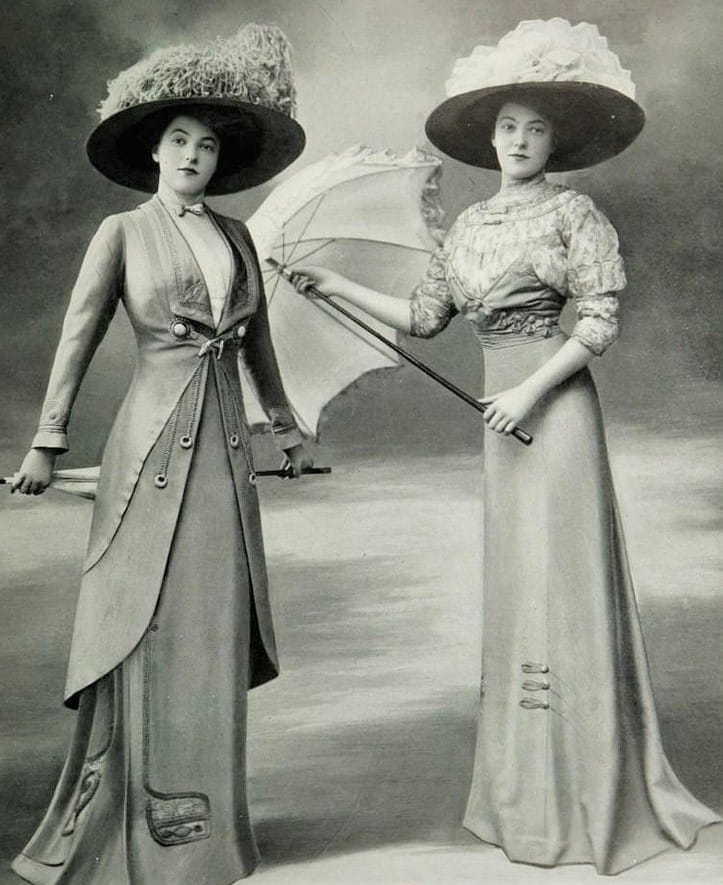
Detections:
[408, 214, 463, 339]
[564, 195, 627, 356]
[32, 215, 124, 452]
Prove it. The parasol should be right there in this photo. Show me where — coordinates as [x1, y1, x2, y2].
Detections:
[1, 465, 331, 500]
[243, 144, 447, 438]
[244, 144, 531, 445]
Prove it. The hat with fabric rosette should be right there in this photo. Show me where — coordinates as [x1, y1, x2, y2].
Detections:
[86, 23, 306, 194]
[425, 18, 645, 171]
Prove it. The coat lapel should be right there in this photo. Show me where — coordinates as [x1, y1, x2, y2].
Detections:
[145, 198, 216, 330]
[210, 212, 262, 335]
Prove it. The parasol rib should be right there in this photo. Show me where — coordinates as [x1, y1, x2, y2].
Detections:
[267, 257, 533, 446]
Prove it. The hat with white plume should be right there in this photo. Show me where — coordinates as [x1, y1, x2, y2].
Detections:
[87, 24, 305, 194]
[425, 18, 645, 171]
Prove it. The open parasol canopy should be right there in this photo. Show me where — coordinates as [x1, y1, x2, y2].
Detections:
[244, 144, 445, 438]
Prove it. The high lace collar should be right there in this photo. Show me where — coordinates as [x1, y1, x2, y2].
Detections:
[488, 173, 556, 206]
[469, 173, 571, 221]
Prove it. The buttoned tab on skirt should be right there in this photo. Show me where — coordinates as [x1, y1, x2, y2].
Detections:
[463, 333, 720, 875]
[13, 373, 260, 885]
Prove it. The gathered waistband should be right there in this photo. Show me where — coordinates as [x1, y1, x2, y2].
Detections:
[474, 324, 563, 349]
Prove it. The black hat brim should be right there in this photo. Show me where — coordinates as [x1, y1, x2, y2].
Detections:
[425, 81, 645, 172]
[86, 96, 306, 194]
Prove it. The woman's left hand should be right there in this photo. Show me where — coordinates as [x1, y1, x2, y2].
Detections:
[280, 444, 314, 478]
[479, 384, 539, 435]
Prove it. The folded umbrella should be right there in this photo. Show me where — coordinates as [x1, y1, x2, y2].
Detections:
[1, 466, 331, 500]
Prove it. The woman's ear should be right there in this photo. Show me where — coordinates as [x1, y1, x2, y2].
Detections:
[151, 144, 160, 164]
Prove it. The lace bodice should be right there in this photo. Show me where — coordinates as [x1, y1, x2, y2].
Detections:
[410, 175, 626, 354]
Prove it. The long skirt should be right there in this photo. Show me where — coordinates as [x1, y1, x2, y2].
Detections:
[12, 377, 258, 885]
[462, 333, 720, 875]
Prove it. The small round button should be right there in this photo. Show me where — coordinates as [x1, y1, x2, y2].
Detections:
[236, 325, 246, 339]
[171, 321, 190, 339]
[179, 435, 193, 449]
[248, 471, 257, 485]
[229, 433, 239, 449]
[154, 473, 168, 489]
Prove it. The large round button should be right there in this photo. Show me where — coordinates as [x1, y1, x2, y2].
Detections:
[171, 321, 190, 339]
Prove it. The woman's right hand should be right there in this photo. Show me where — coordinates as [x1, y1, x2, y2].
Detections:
[290, 265, 350, 300]
[10, 448, 57, 495]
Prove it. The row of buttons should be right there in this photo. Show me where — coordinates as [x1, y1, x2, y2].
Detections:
[520, 662, 550, 710]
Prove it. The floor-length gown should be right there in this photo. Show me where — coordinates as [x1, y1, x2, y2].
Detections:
[12, 198, 289, 885]
[409, 174, 721, 874]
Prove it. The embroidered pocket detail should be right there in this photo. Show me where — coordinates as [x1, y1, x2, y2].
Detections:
[146, 794, 211, 846]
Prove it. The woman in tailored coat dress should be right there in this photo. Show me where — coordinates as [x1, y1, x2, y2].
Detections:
[293, 18, 720, 876]
[10, 24, 311, 885]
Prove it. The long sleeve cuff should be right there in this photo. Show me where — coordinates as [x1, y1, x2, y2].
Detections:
[273, 425, 304, 451]
[32, 428, 69, 452]
[266, 407, 303, 451]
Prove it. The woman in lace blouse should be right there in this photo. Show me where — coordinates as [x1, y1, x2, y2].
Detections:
[294, 18, 719, 877]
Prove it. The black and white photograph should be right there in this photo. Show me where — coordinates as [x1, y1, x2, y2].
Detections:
[1, 1, 721, 883]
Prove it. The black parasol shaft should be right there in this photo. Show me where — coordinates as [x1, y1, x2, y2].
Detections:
[267, 258, 533, 446]
[1, 467, 332, 487]
[256, 466, 332, 477]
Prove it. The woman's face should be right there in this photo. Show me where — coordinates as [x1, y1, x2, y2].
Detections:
[152, 114, 220, 199]
[492, 102, 555, 179]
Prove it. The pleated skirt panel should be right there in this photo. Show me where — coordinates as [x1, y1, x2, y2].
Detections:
[13, 376, 258, 885]
[463, 334, 720, 875]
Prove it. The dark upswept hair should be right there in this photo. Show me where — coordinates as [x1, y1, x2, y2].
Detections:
[124, 103, 263, 181]
[489, 88, 604, 160]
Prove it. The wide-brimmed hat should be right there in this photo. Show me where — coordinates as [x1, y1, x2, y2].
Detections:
[425, 18, 645, 172]
[87, 24, 306, 194]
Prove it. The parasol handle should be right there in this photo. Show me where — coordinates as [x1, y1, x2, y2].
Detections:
[256, 466, 332, 478]
[268, 258, 533, 446]
[1, 468, 333, 486]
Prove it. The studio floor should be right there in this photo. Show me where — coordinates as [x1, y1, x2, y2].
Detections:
[1, 426, 721, 884]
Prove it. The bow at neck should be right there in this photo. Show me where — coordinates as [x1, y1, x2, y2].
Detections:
[155, 185, 207, 218]
[177, 202, 205, 217]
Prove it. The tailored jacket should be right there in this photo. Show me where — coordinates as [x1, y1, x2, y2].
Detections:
[32, 196, 302, 707]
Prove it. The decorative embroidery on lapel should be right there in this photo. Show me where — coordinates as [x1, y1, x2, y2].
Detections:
[210, 213, 261, 334]
[178, 278, 210, 309]
[150, 198, 216, 330]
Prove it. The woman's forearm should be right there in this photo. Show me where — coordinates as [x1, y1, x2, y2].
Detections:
[333, 279, 413, 333]
[293, 264, 414, 334]
[524, 337, 595, 400]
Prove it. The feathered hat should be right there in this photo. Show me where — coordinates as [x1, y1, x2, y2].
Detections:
[425, 18, 645, 171]
[86, 24, 306, 194]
